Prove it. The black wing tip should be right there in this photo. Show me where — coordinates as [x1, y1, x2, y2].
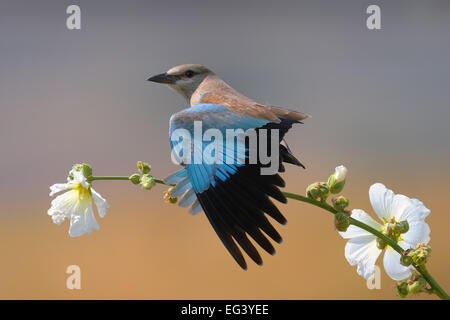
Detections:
[268, 210, 287, 225]
[234, 256, 248, 270]
[194, 121, 298, 269]
[238, 261, 264, 270]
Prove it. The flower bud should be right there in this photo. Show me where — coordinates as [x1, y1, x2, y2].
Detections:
[306, 183, 320, 200]
[410, 243, 432, 266]
[328, 165, 347, 194]
[140, 174, 156, 190]
[332, 196, 350, 211]
[137, 161, 151, 174]
[163, 187, 178, 204]
[407, 277, 427, 294]
[167, 197, 178, 204]
[129, 174, 141, 185]
[334, 211, 350, 232]
[393, 220, 409, 234]
[400, 252, 413, 266]
[306, 182, 330, 201]
[163, 187, 172, 200]
[376, 237, 387, 250]
[385, 222, 398, 238]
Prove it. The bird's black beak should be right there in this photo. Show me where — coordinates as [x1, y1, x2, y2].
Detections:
[147, 73, 178, 84]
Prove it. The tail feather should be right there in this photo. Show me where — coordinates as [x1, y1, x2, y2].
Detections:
[262, 104, 311, 122]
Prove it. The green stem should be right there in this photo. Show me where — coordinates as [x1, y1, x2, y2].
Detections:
[89, 176, 130, 181]
[283, 191, 449, 300]
[348, 216, 404, 253]
[283, 192, 338, 214]
[88, 176, 168, 185]
[415, 265, 449, 300]
[153, 178, 168, 185]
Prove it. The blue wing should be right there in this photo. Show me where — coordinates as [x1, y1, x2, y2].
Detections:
[166, 103, 303, 269]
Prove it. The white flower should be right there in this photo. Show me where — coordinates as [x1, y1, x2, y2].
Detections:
[334, 165, 348, 183]
[48, 169, 109, 237]
[339, 183, 430, 281]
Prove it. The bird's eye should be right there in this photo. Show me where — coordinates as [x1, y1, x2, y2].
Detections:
[185, 70, 195, 78]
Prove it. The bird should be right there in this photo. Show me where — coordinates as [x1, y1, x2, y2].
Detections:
[148, 64, 310, 270]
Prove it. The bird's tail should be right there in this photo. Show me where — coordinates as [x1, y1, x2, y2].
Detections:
[262, 104, 311, 122]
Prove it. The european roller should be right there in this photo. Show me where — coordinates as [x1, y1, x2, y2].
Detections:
[148, 64, 310, 269]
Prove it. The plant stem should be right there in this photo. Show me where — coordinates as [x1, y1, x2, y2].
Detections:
[283, 192, 337, 214]
[89, 176, 130, 181]
[153, 178, 167, 185]
[88, 176, 168, 185]
[348, 216, 404, 253]
[415, 265, 449, 300]
[283, 191, 449, 300]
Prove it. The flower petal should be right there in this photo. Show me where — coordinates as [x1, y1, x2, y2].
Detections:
[391, 194, 414, 221]
[410, 199, 430, 220]
[339, 209, 382, 239]
[48, 189, 80, 219]
[49, 183, 69, 196]
[68, 201, 99, 237]
[91, 188, 109, 218]
[345, 235, 381, 280]
[334, 165, 348, 182]
[397, 199, 430, 224]
[369, 183, 394, 221]
[383, 246, 412, 280]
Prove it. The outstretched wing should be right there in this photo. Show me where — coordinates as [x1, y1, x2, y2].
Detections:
[167, 103, 303, 269]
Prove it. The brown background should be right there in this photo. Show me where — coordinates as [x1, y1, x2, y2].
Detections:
[1, 0, 449, 299]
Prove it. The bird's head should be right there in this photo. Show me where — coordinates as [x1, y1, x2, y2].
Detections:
[148, 64, 213, 100]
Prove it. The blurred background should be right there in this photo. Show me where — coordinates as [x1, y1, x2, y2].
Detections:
[1, 0, 449, 299]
